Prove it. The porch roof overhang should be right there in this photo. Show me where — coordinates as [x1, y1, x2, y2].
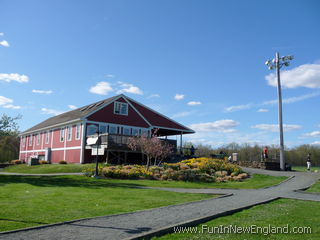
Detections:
[152, 127, 195, 136]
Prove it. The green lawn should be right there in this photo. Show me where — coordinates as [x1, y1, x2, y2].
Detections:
[0, 175, 215, 232]
[307, 181, 320, 193]
[2, 163, 97, 173]
[291, 165, 320, 172]
[103, 174, 287, 189]
[1, 164, 288, 189]
[153, 199, 320, 240]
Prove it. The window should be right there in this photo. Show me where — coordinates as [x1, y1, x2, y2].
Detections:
[99, 125, 107, 134]
[45, 131, 50, 144]
[37, 133, 41, 145]
[109, 125, 117, 134]
[123, 127, 130, 136]
[76, 124, 81, 140]
[67, 126, 72, 141]
[114, 102, 128, 115]
[29, 135, 33, 146]
[87, 124, 98, 136]
[141, 129, 149, 137]
[132, 128, 139, 136]
[60, 128, 65, 142]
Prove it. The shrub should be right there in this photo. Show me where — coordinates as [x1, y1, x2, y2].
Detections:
[59, 160, 67, 164]
[39, 160, 48, 165]
[11, 160, 22, 165]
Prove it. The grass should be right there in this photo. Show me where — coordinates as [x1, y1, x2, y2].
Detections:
[291, 165, 320, 172]
[0, 175, 216, 232]
[101, 174, 287, 189]
[153, 199, 320, 240]
[2, 163, 97, 173]
[2, 164, 288, 189]
[307, 181, 320, 193]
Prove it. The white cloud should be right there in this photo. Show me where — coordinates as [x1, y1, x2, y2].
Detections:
[0, 40, 9, 47]
[68, 105, 77, 110]
[171, 111, 195, 118]
[0, 33, 4, 36]
[224, 104, 252, 112]
[257, 108, 269, 112]
[147, 94, 160, 98]
[188, 101, 201, 106]
[32, 89, 53, 94]
[311, 141, 320, 145]
[302, 131, 320, 138]
[252, 124, 302, 132]
[0, 96, 21, 109]
[3, 104, 21, 109]
[89, 81, 113, 95]
[189, 119, 239, 133]
[117, 82, 143, 95]
[174, 94, 185, 100]
[41, 108, 64, 116]
[0, 73, 29, 83]
[266, 64, 320, 89]
[106, 74, 115, 78]
[263, 92, 320, 105]
[0, 96, 13, 105]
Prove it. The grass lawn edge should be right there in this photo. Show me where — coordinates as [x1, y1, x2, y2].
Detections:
[0, 192, 222, 234]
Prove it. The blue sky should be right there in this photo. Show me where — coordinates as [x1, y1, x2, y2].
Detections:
[1, 0, 320, 148]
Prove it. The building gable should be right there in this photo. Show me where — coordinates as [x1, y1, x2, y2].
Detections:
[87, 97, 150, 128]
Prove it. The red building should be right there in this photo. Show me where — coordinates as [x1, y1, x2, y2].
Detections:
[19, 94, 194, 164]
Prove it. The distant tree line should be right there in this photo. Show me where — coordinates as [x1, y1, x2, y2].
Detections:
[0, 114, 21, 163]
[184, 142, 320, 166]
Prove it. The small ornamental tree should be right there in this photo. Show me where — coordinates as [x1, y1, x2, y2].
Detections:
[128, 130, 173, 169]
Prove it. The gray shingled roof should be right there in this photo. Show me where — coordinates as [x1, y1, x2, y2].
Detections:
[22, 96, 117, 134]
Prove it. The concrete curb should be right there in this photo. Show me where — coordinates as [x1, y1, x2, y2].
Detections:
[124, 197, 280, 240]
[0, 193, 231, 235]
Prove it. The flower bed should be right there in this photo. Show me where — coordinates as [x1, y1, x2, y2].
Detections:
[83, 158, 248, 183]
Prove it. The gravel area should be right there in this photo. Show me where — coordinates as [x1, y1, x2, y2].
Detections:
[0, 168, 319, 240]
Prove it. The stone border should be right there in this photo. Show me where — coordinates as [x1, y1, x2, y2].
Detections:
[124, 197, 280, 240]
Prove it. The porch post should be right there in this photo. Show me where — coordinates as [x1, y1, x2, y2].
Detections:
[180, 132, 183, 155]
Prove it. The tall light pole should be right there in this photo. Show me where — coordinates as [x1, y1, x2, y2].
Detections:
[265, 53, 293, 171]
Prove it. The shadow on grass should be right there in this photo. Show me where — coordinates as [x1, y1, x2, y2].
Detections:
[0, 175, 146, 189]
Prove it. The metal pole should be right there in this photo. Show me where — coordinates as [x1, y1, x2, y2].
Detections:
[276, 52, 285, 171]
[93, 131, 100, 178]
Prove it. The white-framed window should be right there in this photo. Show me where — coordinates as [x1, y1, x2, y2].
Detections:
[114, 101, 128, 115]
[141, 129, 149, 137]
[123, 127, 131, 136]
[67, 125, 72, 141]
[108, 125, 118, 134]
[60, 127, 65, 142]
[99, 125, 107, 134]
[132, 128, 139, 136]
[45, 131, 50, 144]
[37, 133, 41, 145]
[87, 124, 98, 136]
[29, 135, 33, 146]
[76, 124, 81, 140]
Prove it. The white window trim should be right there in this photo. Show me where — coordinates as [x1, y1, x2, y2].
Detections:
[60, 127, 65, 142]
[76, 124, 81, 140]
[37, 133, 41, 145]
[45, 131, 50, 144]
[67, 125, 72, 141]
[29, 135, 33, 146]
[114, 101, 128, 116]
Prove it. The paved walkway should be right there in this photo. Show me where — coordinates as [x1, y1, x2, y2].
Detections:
[0, 172, 84, 176]
[0, 168, 319, 240]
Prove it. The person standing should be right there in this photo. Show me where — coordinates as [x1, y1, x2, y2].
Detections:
[307, 153, 311, 171]
[264, 146, 269, 160]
